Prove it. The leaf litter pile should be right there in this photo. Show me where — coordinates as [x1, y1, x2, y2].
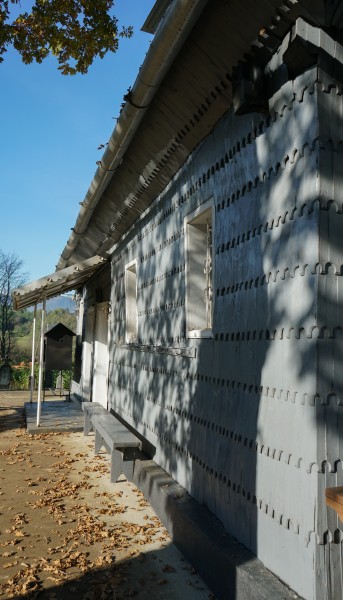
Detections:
[0, 399, 212, 599]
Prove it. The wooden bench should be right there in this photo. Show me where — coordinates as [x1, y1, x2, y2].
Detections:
[82, 401, 107, 436]
[82, 402, 142, 483]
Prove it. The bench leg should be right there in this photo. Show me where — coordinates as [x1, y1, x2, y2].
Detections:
[122, 457, 134, 481]
[122, 447, 140, 482]
[84, 413, 92, 436]
[110, 450, 123, 483]
[94, 429, 103, 454]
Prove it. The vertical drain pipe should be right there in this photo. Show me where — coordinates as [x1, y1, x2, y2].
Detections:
[30, 304, 37, 404]
[36, 297, 46, 427]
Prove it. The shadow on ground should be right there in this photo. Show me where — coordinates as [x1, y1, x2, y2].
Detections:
[9, 545, 209, 600]
[0, 404, 25, 433]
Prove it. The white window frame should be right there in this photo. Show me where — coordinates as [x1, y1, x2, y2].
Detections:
[184, 198, 214, 339]
[125, 259, 138, 343]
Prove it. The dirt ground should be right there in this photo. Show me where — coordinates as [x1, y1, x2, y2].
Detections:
[0, 392, 213, 599]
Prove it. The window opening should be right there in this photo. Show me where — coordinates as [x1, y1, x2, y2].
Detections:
[125, 260, 138, 342]
[204, 219, 213, 329]
[185, 200, 213, 337]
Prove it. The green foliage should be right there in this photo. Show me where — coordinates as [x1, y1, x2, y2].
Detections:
[0, 0, 133, 75]
[14, 309, 33, 337]
[44, 307, 76, 332]
[10, 364, 72, 391]
[13, 306, 77, 336]
[12, 336, 32, 364]
[10, 364, 35, 390]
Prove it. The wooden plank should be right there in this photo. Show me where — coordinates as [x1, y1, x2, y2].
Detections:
[92, 411, 142, 483]
[82, 401, 103, 414]
[92, 414, 141, 449]
[82, 401, 107, 435]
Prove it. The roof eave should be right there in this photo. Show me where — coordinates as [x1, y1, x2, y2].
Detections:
[57, 0, 210, 271]
[12, 255, 107, 311]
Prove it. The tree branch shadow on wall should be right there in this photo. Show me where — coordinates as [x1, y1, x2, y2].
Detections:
[106, 60, 343, 599]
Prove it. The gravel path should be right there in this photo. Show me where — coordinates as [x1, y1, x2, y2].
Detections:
[0, 391, 213, 599]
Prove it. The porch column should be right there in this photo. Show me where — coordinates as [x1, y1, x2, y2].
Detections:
[29, 304, 37, 404]
[36, 297, 46, 427]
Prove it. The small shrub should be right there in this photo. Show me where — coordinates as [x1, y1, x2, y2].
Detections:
[10, 364, 72, 391]
[10, 363, 32, 390]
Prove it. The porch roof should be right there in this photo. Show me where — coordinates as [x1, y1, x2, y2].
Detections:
[12, 255, 107, 311]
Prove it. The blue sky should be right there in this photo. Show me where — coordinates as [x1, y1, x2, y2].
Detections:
[0, 1, 155, 283]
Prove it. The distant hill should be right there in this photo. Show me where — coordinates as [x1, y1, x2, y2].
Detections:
[27, 295, 76, 313]
[46, 295, 76, 312]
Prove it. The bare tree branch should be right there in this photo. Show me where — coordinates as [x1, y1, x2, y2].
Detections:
[0, 250, 28, 364]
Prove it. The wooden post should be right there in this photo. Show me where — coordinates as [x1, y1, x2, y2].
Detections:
[36, 297, 46, 427]
[29, 304, 37, 404]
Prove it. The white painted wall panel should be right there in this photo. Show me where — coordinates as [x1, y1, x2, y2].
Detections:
[103, 67, 343, 599]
